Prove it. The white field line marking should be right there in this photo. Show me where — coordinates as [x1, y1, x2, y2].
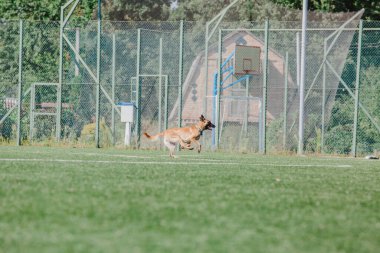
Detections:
[0, 149, 155, 159]
[159, 154, 205, 157]
[79, 153, 154, 159]
[0, 158, 352, 168]
[261, 163, 352, 168]
[179, 158, 233, 162]
[0, 158, 239, 165]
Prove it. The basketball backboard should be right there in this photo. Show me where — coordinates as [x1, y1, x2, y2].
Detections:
[234, 45, 261, 75]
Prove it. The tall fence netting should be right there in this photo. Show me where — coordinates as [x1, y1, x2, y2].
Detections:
[1, 20, 380, 156]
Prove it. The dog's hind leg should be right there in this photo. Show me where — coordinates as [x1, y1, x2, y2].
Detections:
[163, 137, 177, 158]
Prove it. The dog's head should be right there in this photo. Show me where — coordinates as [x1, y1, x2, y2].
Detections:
[199, 115, 215, 131]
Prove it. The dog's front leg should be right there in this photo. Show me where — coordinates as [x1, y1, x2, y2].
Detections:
[191, 139, 201, 153]
[178, 137, 193, 150]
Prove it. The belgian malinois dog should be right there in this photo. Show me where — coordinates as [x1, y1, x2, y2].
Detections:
[144, 115, 215, 158]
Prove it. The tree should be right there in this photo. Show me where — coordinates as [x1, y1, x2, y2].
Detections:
[0, 0, 174, 21]
[169, 0, 288, 22]
[271, 0, 380, 20]
[170, 0, 380, 22]
[102, 0, 173, 21]
[0, 0, 97, 21]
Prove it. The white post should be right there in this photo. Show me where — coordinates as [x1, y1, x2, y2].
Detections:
[298, 0, 308, 155]
[259, 99, 263, 152]
[124, 122, 131, 146]
[120, 103, 135, 146]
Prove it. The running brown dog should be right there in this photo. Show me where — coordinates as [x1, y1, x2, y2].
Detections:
[143, 115, 215, 158]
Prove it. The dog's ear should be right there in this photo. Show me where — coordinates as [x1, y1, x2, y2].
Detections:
[200, 114, 205, 121]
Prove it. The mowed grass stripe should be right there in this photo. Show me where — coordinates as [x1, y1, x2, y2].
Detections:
[0, 157, 352, 168]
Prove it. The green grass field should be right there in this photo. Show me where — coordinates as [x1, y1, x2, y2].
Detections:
[0, 146, 379, 253]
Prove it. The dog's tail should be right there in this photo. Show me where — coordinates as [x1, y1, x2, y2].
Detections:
[143, 132, 164, 141]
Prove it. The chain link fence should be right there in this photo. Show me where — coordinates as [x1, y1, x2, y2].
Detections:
[1, 19, 380, 156]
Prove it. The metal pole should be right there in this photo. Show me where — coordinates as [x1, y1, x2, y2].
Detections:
[164, 76, 169, 130]
[202, 0, 240, 116]
[259, 98, 263, 151]
[56, 1, 79, 143]
[244, 77, 249, 134]
[283, 52, 289, 150]
[57, 7, 65, 142]
[178, 20, 184, 128]
[215, 29, 223, 149]
[203, 23, 209, 115]
[111, 33, 116, 146]
[55, 0, 80, 142]
[30, 84, 35, 142]
[296, 32, 300, 87]
[95, 0, 101, 148]
[298, 0, 308, 155]
[352, 20, 363, 157]
[159, 38, 163, 133]
[321, 40, 327, 153]
[16, 20, 23, 146]
[75, 28, 80, 76]
[136, 29, 142, 147]
[262, 20, 269, 154]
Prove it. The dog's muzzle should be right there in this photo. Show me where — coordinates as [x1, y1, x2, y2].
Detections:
[207, 123, 216, 130]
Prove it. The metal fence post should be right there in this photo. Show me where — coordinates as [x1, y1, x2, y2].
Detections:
[56, 9, 64, 142]
[136, 29, 142, 147]
[321, 40, 327, 153]
[95, 2, 102, 148]
[203, 23, 209, 115]
[244, 77, 249, 134]
[30, 84, 35, 141]
[298, 0, 308, 155]
[352, 20, 363, 157]
[111, 33, 116, 146]
[16, 20, 24, 146]
[159, 38, 163, 134]
[75, 28, 80, 76]
[262, 20, 269, 154]
[215, 29, 223, 149]
[283, 52, 289, 150]
[164, 76, 169, 130]
[296, 32, 300, 87]
[178, 20, 184, 128]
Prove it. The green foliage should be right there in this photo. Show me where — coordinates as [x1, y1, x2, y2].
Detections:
[103, 0, 173, 21]
[324, 124, 353, 154]
[309, 127, 322, 152]
[356, 66, 380, 153]
[171, 0, 380, 21]
[79, 117, 112, 146]
[0, 21, 20, 98]
[324, 66, 380, 154]
[267, 116, 285, 151]
[170, 0, 294, 22]
[0, 0, 97, 21]
[170, 0, 231, 22]
[0, 0, 379, 23]
[0, 21, 60, 98]
[271, 0, 380, 20]
[360, 66, 380, 118]
[0, 104, 15, 141]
